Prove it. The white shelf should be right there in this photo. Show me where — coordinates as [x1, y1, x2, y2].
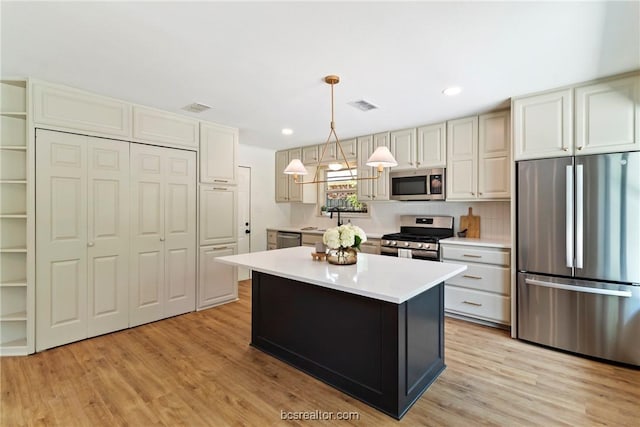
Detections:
[0, 146, 27, 151]
[0, 180, 27, 184]
[0, 248, 27, 253]
[0, 282, 27, 287]
[0, 214, 26, 218]
[0, 311, 27, 321]
[1, 338, 27, 347]
[0, 112, 27, 117]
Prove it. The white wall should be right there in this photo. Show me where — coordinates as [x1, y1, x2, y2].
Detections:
[290, 200, 510, 239]
[238, 144, 291, 251]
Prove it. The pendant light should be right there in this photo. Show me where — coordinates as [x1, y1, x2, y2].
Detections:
[284, 75, 397, 184]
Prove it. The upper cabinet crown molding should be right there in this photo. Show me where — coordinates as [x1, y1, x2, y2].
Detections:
[133, 106, 199, 149]
[32, 81, 132, 138]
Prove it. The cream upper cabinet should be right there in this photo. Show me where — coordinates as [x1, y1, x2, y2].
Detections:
[575, 75, 640, 155]
[390, 128, 417, 170]
[513, 89, 573, 160]
[200, 185, 237, 245]
[478, 111, 510, 199]
[200, 122, 238, 184]
[447, 112, 510, 201]
[302, 145, 319, 164]
[33, 82, 132, 138]
[416, 122, 446, 168]
[356, 132, 390, 201]
[335, 138, 357, 162]
[446, 116, 478, 200]
[133, 106, 199, 148]
[275, 148, 316, 203]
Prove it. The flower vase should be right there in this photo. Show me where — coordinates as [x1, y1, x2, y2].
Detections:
[327, 247, 357, 265]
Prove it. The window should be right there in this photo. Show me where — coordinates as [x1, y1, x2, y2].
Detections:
[320, 168, 367, 215]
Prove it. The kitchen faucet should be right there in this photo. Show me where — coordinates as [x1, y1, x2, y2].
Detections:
[329, 207, 343, 226]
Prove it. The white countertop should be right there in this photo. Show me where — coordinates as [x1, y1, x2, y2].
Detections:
[440, 237, 511, 249]
[267, 226, 389, 240]
[216, 246, 467, 304]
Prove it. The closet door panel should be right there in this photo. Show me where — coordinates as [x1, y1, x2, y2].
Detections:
[129, 144, 165, 326]
[87, 138, 130, 337]
[36, 130, 88, 351]
[163, 149, 196, 317]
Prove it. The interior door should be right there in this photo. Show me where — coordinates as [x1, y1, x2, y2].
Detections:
[36, 130, 88, 351]
[237, 166, 251, 280]
[163, 148, 196, 317]
[129, 144, 165, 326]
[87, 137, 130, 337]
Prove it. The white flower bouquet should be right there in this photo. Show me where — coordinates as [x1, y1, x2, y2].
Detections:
[322, 224, 367, 251]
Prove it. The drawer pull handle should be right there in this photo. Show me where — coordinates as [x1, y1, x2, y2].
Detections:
[462, 301, 482, 307]
[214, 179, 228, 183]
[463, 254, 482, 258]
[463, 274, 482, 280]
[213, 187, 227, 191]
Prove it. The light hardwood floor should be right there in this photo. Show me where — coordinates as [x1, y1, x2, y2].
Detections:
[2, 280, 639, 426]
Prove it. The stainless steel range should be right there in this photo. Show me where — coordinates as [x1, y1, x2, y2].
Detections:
[381, 215, 454, 260]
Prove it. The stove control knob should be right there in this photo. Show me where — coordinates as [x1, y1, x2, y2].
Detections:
[403, 242, 410, 247]
[391, 241, 397, 246]
[416, 243, 423, 248]
[383, 240, 390, 245]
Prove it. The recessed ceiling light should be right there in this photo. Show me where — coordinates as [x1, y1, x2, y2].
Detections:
[282, 128, 293, 135]
[442, 87, 462, 96]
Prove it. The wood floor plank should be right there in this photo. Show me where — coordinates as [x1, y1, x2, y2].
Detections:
[2, 279, 639, 426]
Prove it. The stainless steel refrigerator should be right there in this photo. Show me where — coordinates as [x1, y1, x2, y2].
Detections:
[517, 151, 640, 366]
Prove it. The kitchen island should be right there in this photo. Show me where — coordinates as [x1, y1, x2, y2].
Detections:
[216, 246, 466, 419]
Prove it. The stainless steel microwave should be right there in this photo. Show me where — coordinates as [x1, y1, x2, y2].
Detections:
[389, 168, 445, 201]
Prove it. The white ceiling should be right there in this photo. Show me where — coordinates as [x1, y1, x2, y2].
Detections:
[1, 1, 639, 150]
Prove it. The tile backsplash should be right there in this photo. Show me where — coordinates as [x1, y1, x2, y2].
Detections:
[290, 200, 511, 239]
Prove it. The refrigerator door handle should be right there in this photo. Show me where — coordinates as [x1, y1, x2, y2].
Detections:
[575, 164, 584, 269]
[566, 165, 574, 268]
[525, 278, 632, 298]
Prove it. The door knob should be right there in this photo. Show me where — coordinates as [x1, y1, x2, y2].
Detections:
[160, 237, 165, 241]
[245, 229, 251, 234]
[87, 242, 94, 247]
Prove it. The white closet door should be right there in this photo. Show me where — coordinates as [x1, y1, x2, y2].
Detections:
[129, 144, 165, 326]
[36, 130, 88, 351]
[163, 148, 196, 317]
[87, 137, 130, 337]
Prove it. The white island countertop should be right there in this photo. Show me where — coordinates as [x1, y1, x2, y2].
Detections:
[216, 246, 467, 304]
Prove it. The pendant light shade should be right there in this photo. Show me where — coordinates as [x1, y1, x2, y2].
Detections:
[284, 159, 308, 175]
[366, 146, 398, 169]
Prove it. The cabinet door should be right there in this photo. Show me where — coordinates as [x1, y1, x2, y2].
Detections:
[337, 138, 358, 161]
[372, 132, 391, 200]
[200, 122, 238, 184]
[356, 135, 374, 201]
[417, 123, 446, 168]
[390, 128, 416, 171]
[198, 245, 238, 309]
[133, 106, 199, 148]
[302, 145, 319, 164]
[513, 89, 573, 160]
[287, 148, 303, 202]
[200, 185, 237, 245]
[87, 137, 130, 337]
[33, 82, 132, 138]
[129, 144, 165, 327]
[446, 116, 478, 200]
[163, 148, 196, 318]
[478, 111, 510, 199]
[36, 130, 88, 351]
[275, 150, 289, 202]
[575, 75, 640, 155]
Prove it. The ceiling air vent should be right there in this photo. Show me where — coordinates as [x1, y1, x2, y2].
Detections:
[348, 99, 378, 112]
[182, 102, 211, 113]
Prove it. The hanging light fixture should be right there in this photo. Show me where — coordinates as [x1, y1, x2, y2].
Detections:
[284, 75, 397, 184]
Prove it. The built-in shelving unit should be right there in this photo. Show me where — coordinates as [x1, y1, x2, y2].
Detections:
[0, 79, 30, 355]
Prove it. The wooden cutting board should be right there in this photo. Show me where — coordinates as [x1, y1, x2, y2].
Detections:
[459, 207, 480, 238]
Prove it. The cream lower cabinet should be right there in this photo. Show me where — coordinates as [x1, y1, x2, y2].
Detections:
[200, 185, 237, 245]
[267, 230, 277, 250]
[35, 130, 130, 351]
[198, 244, 238, 309]
[129, 144, 196, 327]
[441, 243, 511, 326]
[359, 238, 380, 255]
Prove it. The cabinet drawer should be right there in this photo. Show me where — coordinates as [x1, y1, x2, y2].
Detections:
[360, 239, 381, 255]
[445, 286, 510, 324]
[445, 262, 510, 295]
[302, 233, 323, 247]
[442, 246, 509, 266]
[267, 230, 278, 245]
